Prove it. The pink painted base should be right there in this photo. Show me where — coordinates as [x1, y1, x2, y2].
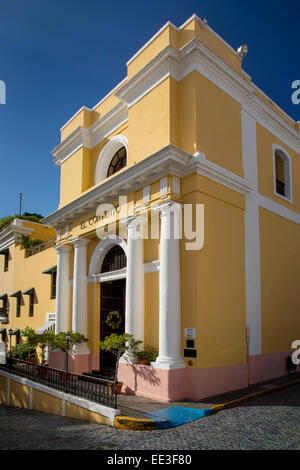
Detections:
[118, 350, 299, 402]
[49, 350, 299, 402]
[248, 350, 299, 384]
[48, 351, 99, 374]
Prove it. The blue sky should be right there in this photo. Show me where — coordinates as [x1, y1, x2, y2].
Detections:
[0, 0, 299, 219]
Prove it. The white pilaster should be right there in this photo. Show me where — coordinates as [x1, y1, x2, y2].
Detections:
[152, 201, 185, 370]
[54, 245, 71, 334]
[242, 107, 262, 355]
[72, 238, 90, 354]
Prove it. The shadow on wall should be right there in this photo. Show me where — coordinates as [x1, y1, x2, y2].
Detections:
[123, 364, 161, 394]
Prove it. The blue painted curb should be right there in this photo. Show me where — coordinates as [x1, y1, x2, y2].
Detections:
[145, 406, 214, 429]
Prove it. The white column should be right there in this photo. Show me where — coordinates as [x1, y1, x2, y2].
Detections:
[54, 245, 71, 334]
[152, 202, 185, 369]
[72, 238, 90, 354]
[121, 215, 145, 362]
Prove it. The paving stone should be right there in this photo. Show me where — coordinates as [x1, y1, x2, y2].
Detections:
[0, 383, 299, 450]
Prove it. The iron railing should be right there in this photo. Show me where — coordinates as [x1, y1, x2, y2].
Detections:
[1, 358, 118, 409]
[25, 238, 56, 258]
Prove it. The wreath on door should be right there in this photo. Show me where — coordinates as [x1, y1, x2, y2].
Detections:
[106, 310, 122, 330]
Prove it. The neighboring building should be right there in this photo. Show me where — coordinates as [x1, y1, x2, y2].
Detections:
[0, 218, 57, 350]
[1, 14, 300, 401]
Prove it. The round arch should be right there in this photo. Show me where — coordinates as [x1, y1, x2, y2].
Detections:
[89, 235, 127, 276]
[94, 135, 128, 184]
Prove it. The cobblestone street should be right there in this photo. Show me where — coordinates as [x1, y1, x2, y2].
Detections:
[0, 383, 299, 451]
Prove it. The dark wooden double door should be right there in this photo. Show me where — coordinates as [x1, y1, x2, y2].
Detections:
[100, 279, 125, 376]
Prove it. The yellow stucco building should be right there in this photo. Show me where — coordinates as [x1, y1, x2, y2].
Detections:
[0, 14, 299, 401]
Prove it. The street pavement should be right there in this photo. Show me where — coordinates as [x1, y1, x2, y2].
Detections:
[0, 382, 299, 450]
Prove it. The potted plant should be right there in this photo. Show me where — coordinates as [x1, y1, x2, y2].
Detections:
[99, 333, 142, 393]
[47, 331, 88, 380]
[20, 327, 39, 362]
[10, 343, 36, 361]
[135, 345, 158, 365]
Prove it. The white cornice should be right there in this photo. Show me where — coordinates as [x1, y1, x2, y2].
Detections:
[52, 102, 128, 165]
[115, 38, 299, 154]
[60, 106, 93, 132]
[42, 145, 252, 228]
[0, 219, 34, 252]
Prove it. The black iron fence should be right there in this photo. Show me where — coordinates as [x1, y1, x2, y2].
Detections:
[1, 358, 117, 409]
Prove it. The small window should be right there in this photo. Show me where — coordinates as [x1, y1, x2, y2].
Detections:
[51, 271, 57, 299]
[4, 250, 9, 272]
[107, 147, 127, 177]
[101, 245, 127, 273]
[16, 296, 21, 317]
[273, 146, 292, 201]
[0, 249, 9, 272]
[29, 292, 34, 317]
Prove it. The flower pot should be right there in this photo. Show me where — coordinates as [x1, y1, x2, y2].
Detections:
[138, 358, 149, 365]
[108, 382, 123, 394]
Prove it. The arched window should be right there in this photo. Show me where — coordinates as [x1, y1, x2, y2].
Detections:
[94, 135, 128, 184]
[107, 146, 127, 177]
[101, 245, 126, 273]
[273, 146, 292, 201]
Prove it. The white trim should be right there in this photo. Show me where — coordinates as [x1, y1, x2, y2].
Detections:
[43, 143, 300, 231]
[126, 21, 177, 66]
[272, 144, 293, 203]
[92, 77, 128, 111]
[89, 267, 126, 284]
[87, 260, 160, 284]
[127, 14, 240, 69]
[160, 177, 169, 196]
[88, 235, 127, 276]
[94, 135, 128, 184]
[258, 195, 300, 224]
[179, 14, 241, 58]
[0, 218, 34, 252]
[115, 39, 299, 153]
[190, 152, 252, 195]
[241, 109, 262, 356]
[42, 145, 252, 228]
[60, 106, 92, 132]
[53, 103, 128, 166]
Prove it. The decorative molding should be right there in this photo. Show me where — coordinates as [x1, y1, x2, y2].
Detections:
[160, 177, 169, 196]
[0, 219, 34, 252]
[189, 152, 252, 195]
[143, 185, 150, 204]
[258, 195, 300, 225]
[95, 134, 128, 184]
[172, 176, 181, 195]
[88, 235, 128, 276]
[116, 38, 299, 153]
[43, 142, 300, 230]
[42, 145, 253, 228]
[52, 102, 128, 165]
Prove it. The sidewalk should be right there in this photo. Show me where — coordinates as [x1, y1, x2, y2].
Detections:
[115, 372, 300, 429]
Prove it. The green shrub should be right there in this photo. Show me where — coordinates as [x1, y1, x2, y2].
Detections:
[10, 343, 36, 361]
[135, 345, 158, 363]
